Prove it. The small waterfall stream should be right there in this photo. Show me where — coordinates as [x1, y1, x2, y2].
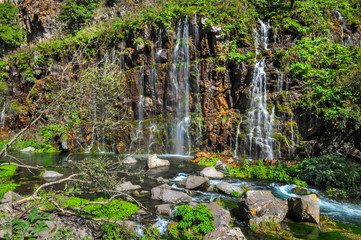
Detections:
[172, 18, 191, 155]
[245, 19, 275, 160]
[0, 103, 5, 128]
[336, 11, 353, 46]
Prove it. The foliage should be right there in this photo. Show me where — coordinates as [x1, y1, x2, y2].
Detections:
[173, 203, 214, 239]
[226, 160, 303, 184]
[0, 138, 59, 153]
[0, 3, 25, 56]
[197, 157, 220, 167]
[0, 183, 20, 200]
[101, 222, 137, 240]
[0, 208, 51, 239]
[300, 153, 361, 197]
[83, 199, 139, 220]
[58, 0, 100, 32]
[230, 191, 242, 197]
[0, 164, 18, 181]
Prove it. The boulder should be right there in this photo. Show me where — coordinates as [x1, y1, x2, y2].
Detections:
[238, 190, 287, 226]
[156, 204, 173, 216]
[0, 191, 23, 213]
[200, 167, 223, 179]
[148, 154, 170, 169]
[136, 209, 148, 215]
[20, 146, 35, 152]
[42, 171, 63, 181]
[216, 182, 244, 196]
[122, 156, 138, 164]
[151, 184, 192, 203]
[176, 175, 210, 189]
[204, 227, 247, 240]
[287, 194, 320, 224]
[206, 202, 232, 228]
[115, 181, 141, 192]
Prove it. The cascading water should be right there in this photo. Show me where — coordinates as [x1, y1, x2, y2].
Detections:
[234, 118, 242, 159]
[148, 123, 156, 154]
[129, 67, 145, 154]
[245, 19, 275, 160]
[336, 11, 353, 46]
[171, 18, 191, 155]
[0, 103, 5, 128]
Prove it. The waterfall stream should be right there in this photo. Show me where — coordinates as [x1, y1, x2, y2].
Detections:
[245, 19, 275, 160]
[0, 103, 5, 128]
[336, 11, 353, 46]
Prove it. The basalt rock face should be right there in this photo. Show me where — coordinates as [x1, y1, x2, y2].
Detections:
[1, 10, 359, 160]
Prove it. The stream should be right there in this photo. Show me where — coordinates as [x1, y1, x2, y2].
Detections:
[8, 152, 361, 237]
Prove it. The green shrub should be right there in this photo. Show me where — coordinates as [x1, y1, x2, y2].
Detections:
[0, 3, 25, 55]
[300, 153, 361, 197]
[173, 203, 214, 239]
[58, 0, 100, 32]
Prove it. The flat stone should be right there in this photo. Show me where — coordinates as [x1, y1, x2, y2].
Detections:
[20, 146, 35, 152]
[156, 177, 170, 183]
[287, 194, 320, 224]
[200, 167, 223, 179]
[122, 156, 138, 164]
[42, 171, 63, 181]
[136, 209, 148, 215]
[216, 182, 244, 196]
[148, 154, 170, 169]
[204, 226, 247, 240]
[206, 202, 232, 228]
[115, 181, 141, 192]
[238, 190, 287, 226]
[151, 184, 191, 203]
[176, 175, 210, 189]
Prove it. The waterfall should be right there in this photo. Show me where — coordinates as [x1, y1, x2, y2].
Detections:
[171, 17, 191, 155]
[129, 66, 145, 154]
[246, 20, 275, 160]
[336, 11, 353, 46]
[0, 103, 5, 128]
[234, 118, 242, 159]
[148, 123, 157, 154]
[195, 61, 202, 141]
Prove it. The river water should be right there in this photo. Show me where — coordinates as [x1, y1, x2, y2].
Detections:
[7, 152, 361, 236]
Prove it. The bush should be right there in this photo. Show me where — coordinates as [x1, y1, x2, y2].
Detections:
[172, 203, 214, 239]
[58, 0, 100, 32]
[0, 3, 25, 55]
[300, 153, 361, 197]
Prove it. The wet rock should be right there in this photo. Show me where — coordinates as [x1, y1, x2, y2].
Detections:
[20, 146, 35, 152]
[42, 171, 63, 181]
[156, 177, 170, 184]
[287, 194, 320, 224]
[215, 182, 244, 196]
[184, 190, 195, 196]
[206, 202, 232, 228]
[238, 190, 287, 226]
[291, 187, 312, 196]
[176, 175, 210, 189]
[200, 167, 223, 179]
[116, 181, 141, 192]
[204, 226, 247, 240]
[207, 185, 215, 192]
[122, 156, 138, 164]
[156, 204, 173, 216]
[151, 184, 192, 203]
[148, 154, 170, 169]
[136, 209, 148, 215]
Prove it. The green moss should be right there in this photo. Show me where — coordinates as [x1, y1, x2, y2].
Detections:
[0, 183, 20, 200]
[230, 191, 242, 197]
[0, 164, 18, 181]
[83, 199, 139, 220]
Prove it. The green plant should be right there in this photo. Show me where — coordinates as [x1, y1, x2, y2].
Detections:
[0, 3, 25, 55]
[230, 191, 242, 197]
[173, 203, 214, 239]
[0, 208, 51, 239]
[101, 222, 136, 240]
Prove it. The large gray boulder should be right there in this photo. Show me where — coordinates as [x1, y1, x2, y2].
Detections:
[148, 154, 170, 169]
[42, 171, 63, 181]
[206, 202, 232, 228]
[287, 194, 320, 224]
[151, 184, 192, 203]
[115, 181, 141, 192]
[200, 167, 223, 179]
[204, 227, 247, 240]
[215, 182, 244, 196]
[238, 190, 287, 226]
[176, 175, 210, 190]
